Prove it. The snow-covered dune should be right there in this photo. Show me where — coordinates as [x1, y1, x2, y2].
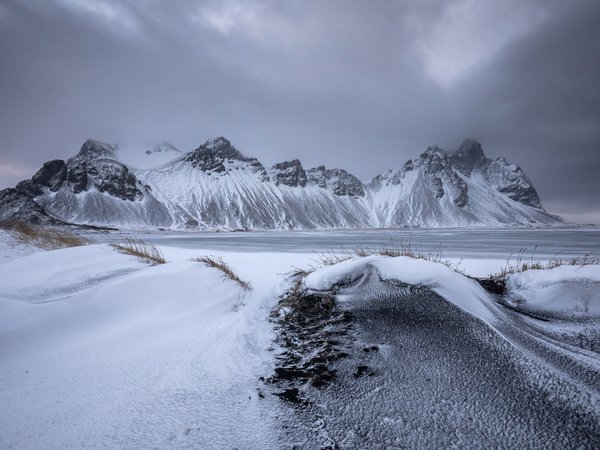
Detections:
[0, 245, 310, 449]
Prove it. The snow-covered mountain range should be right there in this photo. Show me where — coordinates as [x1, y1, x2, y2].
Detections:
[0, 137, 564, 229]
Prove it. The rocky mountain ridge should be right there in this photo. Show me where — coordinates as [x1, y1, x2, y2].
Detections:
[0, 137, 564, 229]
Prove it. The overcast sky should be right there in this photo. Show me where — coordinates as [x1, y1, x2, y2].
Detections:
[0, 0, 598, 223]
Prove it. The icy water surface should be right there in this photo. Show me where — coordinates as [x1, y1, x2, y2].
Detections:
[134, 228, 600, 260]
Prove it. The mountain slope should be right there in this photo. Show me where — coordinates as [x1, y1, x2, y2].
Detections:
[0, 137, 564, 229]
[365, 140, 560, 227]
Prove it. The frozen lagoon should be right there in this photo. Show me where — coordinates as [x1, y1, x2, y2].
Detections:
[130, 227, 600, 260]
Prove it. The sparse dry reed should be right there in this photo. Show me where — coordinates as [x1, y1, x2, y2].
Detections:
[111, 236, 167, 265]
[495, 246, 599, 277]
[0, 220, 92, 250]
[193, 255, 252, 292]
[290, 239, 465, 277]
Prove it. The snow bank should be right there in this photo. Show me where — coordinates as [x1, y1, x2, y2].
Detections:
[304, 255, 496, 324]
[0, 244, 146, 303]
[305, 255, 600, 322]
[0, 244, 286, 449]
[506, 265, 600, 317]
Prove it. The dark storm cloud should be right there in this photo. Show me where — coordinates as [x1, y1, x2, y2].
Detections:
[0, 0, 598, 222]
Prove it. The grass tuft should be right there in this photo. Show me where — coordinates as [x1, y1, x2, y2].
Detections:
[193, 256, 252, 292]
[0, 219, 92, 250]
[495, 247, 599, 277]
[111, 237, 167, 265]
[291, 239, 465, 276]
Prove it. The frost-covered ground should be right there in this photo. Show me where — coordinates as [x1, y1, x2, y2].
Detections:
[1, 230, 599, 448]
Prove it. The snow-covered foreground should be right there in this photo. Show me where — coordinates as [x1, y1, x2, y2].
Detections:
[0, 243, 313, 448]
[1, 238, 599, 448]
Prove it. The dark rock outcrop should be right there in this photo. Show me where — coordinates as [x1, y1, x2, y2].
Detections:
[0, 188, 64, 225]
[484, 158, 542, 209]
[306, 166, 365, 197]
[419, 146, 469, 207]
[269, 159, 307, 187]
[450, 139, 489, 176]
[184, 137, 268, 181]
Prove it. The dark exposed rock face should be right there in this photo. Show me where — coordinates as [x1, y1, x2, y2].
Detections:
[66, 140, 146, 200]
[450, 139, 541, 208]
[81, 160, 143, 201]
[15, 143, 145, 201]
[184, 137, 268, 181]
[32, 160, 67, 191]
[269, 159, 307, 187]
[419, 146, 469, 207]
[0, 188, 64, 225]
[65, 162, 88, 194]
[430, 176, 444, 199]
[2, 139, 150, 225]
[16, 160, 67, 196]
[420, 146, 447, 174]
[450, 139, 489, 176]
[484, 158, 542, 208]
[306, 166, 365, 197]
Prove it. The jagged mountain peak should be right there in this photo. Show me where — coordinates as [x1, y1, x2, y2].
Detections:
[204, 136, 232, 149]
[197, 137, 246, 159]
[419, 146, 449, 173]
[450, 138, 488, 176]
[74, 139, 116, 161]
[183, 137, 268, 180]
[188, 137, 248, 162]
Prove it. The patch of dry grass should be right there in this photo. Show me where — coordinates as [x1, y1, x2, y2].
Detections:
[495, 247, 599, 277]
[193, 255, 252, 292]
[290, 239, 464, 277]
[0, 219, 92, 250]
[111, 237, 167, 265]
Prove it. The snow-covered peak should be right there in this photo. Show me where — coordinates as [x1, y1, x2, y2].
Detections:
[195, 137, 246, 160]
[182, 137, 268, 180]
[204, 136, 233, 150]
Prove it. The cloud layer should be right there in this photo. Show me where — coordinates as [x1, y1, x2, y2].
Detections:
[0, 0, 598, 222]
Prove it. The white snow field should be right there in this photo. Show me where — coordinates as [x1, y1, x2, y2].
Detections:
[0, 243, 312, 448]
[1, 235, 600, 448]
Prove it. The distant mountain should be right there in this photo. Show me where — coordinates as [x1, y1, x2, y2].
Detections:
[0, 137, 565, 229]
